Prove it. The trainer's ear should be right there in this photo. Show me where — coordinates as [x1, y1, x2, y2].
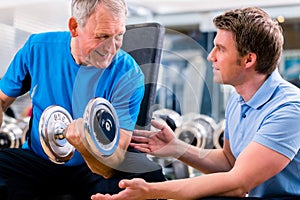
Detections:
[244, 52, 257, 68]
[68, 17, 78, 37]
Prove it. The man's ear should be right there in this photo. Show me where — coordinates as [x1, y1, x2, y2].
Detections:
[68, 17, 78, 37]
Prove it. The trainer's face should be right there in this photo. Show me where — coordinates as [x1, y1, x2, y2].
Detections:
[207, 29, 245, 86]
[74, 5, 126, 68]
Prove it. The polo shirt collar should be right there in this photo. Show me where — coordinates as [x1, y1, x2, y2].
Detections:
[239, 69, 282, 109]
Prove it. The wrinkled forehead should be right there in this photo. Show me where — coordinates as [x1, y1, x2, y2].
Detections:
[83, 5, 126, 33]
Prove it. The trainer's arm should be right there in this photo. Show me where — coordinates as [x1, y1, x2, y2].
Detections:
[92, 141, 290, 200]
[132, 120, 235, 174]
[157, 142, 290, 199]
[176, 139, 235, 174]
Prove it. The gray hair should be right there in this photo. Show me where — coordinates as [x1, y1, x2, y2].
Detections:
[71, 0, 128, 27]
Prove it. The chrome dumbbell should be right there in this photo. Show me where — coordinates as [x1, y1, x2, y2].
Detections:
[174, 113, 217, 178]
[174, 113, 217, 149]
[39, 98, 120, 164]
[152, 108, 181, 131]
[0, 114, 29, 149]
[150, 108, 182, 168]
[213, 119, 225, 149]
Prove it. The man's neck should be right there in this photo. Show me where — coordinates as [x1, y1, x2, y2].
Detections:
[235, 73, 268, 102]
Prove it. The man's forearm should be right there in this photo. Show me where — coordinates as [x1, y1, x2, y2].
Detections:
[78, 128, 131, 178]
[79, 146, 126, 178]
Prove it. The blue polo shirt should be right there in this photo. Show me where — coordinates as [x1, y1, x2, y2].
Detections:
[225, 69, 300, 197]
[0, 32, 145, 166]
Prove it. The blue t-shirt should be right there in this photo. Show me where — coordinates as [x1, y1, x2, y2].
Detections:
[225, 70, 300, 197]
[0, 31, 145, 166]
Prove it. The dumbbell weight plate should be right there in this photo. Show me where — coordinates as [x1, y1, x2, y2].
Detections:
[213, 119, 225, 149]
[0, 120, 22, 149]
[39, 106, 74, 164]
[175, 121, 207, 148]
[83, 98, 120, 157]
[2, 114, 29, 146]
[0, 128, 18, 149]
[175, 113, 217, 149]
[152, 108, 181, 131]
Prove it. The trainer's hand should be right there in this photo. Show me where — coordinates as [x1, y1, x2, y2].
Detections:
[91, 178, 149, 200]
[130, 119, 179, 158]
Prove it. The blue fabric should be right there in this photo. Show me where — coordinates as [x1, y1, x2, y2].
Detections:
[0, 31, 145, 166]
[224, 70, 300, 197]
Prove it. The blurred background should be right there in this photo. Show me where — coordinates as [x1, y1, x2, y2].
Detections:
[1, 0, 300, 179]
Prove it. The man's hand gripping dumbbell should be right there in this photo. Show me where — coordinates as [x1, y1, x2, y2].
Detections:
[39, 97, 120, 178]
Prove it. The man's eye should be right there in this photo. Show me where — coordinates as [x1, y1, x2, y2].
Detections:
[116, 34, 123, 40]
[96, 36, 108, 40]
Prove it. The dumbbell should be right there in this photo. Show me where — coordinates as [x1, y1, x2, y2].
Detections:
[174, 113, 217, 149]
[0, 122, 23, 149]
[39, 97, 120, 164]
[0, 114, 29, 149]
[174, 113, 217, 178]
[150, 108, 182, 169]
[152, 108, 182, 131]
[213, 119, 225, 149]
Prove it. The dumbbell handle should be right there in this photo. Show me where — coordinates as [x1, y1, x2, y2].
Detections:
[39, 98, 120, 164]
[54, 128, 65, 140]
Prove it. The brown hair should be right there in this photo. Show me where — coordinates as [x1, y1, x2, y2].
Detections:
[213, 7, 284, 74]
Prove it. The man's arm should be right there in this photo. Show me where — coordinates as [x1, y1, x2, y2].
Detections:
[0, 90, 16, 126]
[66, 119, 132, 178]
